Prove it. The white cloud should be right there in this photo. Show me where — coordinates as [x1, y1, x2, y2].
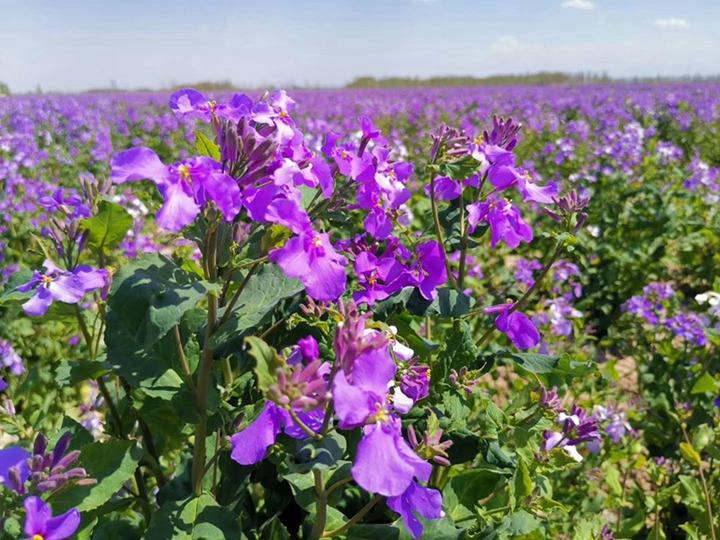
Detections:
[562, 0, 595, 10]
[489, 35, 525, 54]
[654, 18, 689, 28]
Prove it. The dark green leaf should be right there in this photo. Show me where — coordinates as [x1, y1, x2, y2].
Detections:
[52, 440, 142, 513]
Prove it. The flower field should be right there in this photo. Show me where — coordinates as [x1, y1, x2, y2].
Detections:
[0, 83, 718, 539]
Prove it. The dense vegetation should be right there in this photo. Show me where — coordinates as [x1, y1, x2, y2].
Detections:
[0, 84, 718, 539]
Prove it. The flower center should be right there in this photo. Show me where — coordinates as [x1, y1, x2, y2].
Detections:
[178, 164, 191, 182]
[40, 274, 54, 284]
[370, 402, 390, 424]
[33, 535, 44, 540]
[279, 110, 289, 119]
[311, 236, 323, 248]
[207, 100, 217, 112]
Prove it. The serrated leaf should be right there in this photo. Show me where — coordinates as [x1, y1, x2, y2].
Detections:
[80, 200, 133, 254]
[375, 287, 475, 318]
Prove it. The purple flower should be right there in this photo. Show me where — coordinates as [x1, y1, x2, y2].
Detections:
[664, 312, 707, 347]
[485, 303, 540, 350]
[19, 260, 107, 317]
[406, 241, 447, 300]
[332, 339, 432, 496]
[111, 147, 241, 232]
[426, 176, 462, 201]
[468, 196, 533, 249]
[169, 88, 252, 122]
[399, 362, 430, 403]
[23, 496, 80, 540]
[387, 481, 443, 539]
[353, 251, 406, 305]
[543, 405, 600, 462]
[714, 396, 720, 408]
[269, 229, 347, 301]
[0, 339, 25, 377]
[0, 446, 30, 491]
[230, 402, 323, 465]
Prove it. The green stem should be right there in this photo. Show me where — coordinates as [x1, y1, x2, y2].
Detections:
[174, 325, 196, 394]
[192, 226, 219, 496]
[681, 423, 717, 540]
[476, 238, 565, 348]
[309, 470, 327, 540]
[321, 495, 382, 537]
[428, 174, 457, 288]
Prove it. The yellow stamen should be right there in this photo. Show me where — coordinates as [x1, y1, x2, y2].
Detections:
[33, 535, 44, 540]
[40, 275, 53, 284]
[312, 236, 323, 248]
[178, 164, 191, 180]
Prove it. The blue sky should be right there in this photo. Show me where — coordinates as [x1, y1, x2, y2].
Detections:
[1, 0, 719, 92]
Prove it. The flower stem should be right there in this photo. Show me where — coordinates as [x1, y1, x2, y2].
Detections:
[321, 495, 382, 537]
[429, 174, 457, 288]
[476, 237, 565, 348]
[309, 470, 327, 540]
[192, 225, 219, 496]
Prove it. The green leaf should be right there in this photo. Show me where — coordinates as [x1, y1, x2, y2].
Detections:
[375, 287, 475, 318]
[288, 431, 347, 473]
[56, 356, 110, 386]
[80, 200, 133, 254]
[52, 440, 142, 513]
[195, 131, 221, 161]
[690, 372, 718, 394]
[146, 493, 240, 539]
[502, 351, 558, 374]
[513, 458, 534, 501]
[211, 264, 303, 351]
[679, 442, 703, 467]
[245, 336, 283, 394]
[106, 253, 212, 351]
[0, 268, 33, 305]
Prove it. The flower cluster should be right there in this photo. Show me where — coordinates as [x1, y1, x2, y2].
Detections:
[0, 338, 24, 392]
[543, 405, 601, 462]
[623, 281, 708, 347]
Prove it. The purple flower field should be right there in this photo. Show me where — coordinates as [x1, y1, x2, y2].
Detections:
[0, 83, 719, 538]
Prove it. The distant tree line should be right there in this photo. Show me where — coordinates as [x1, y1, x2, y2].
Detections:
[345, 72, 720, 88]
[0, 82, 10, 95]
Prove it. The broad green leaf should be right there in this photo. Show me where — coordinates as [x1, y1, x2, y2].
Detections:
[0, 267, 33, 305]
[80, 200, 133, 254]
[52, 440, 142, 513]
[690, 372, 718, 394]
[106, 253, 212, 351]
[195, 131, 221, 161]
[211, 264, 303, 351]
[513, 458, 534, 501]
[375, 287, 475, 318]
[502, 351, 558, 374]
[288, 431, 346, 473]
[146, 492, 240, 539]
